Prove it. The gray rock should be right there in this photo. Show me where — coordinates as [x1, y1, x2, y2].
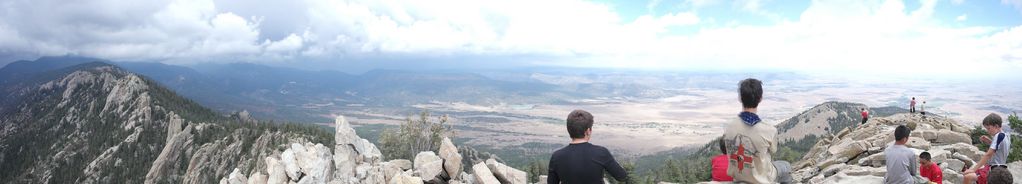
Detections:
[360, 164, 386, 184]
[145, 124, 194, 183]
[265, 156, 288, 184]
[334, 116, 359, 178]
[334, 116, 360, 145]
[227, 168, 248, 184]
[389, 173, 424, 184]
[248, 172, 267, 184]
[826, 140, 869, 160]
[471, 163, 500, 184]
[281, 149, 302, 180]
[414, 151, 444, 180]
[390, 159, 413, 171]
[461, 172, 476, 184]
[438, 137, 463, 179]
[293, 143, 333, 183]
[485, 159, 527, 184]
[905, 137, 932, 150]
[382, 161, 404, 183]
[355, 138, 382, 164]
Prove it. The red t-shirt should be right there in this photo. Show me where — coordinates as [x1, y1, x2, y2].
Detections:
[862, 111, 869, 118]
[711, 154, 733, 181]
[919, 162, 943, 184]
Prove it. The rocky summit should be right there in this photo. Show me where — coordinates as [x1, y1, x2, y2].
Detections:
[789, 113, 1012, 184]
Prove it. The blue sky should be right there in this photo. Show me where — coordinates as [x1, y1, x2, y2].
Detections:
[0, 0, 1021, 77]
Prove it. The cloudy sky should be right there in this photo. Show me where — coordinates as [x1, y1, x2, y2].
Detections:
[1, 0, 1021, 76]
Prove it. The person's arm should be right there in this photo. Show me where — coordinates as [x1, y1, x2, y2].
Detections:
[768, 128, 778, 154]
[934, 166, 943, 184]
[601, 149, 629, 181]
[547, 158, 560, 184]
[968, 148, 995, 173]
[966, 134, 1001, 173]
[910, 156, 919, 177]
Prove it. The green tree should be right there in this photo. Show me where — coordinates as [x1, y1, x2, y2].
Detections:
[526, 159, 549, 183]
[378, 111, 455, 160]
[1008, 112, 1021, 162]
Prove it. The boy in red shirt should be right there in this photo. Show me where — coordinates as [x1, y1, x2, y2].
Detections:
[918, 152, 943, 184]
[712, 139, 734, 181]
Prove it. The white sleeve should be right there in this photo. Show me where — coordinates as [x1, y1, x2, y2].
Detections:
[990, 133, 1005, 151]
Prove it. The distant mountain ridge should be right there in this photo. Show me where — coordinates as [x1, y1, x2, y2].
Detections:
[777, 101, 906, 143]
[0, 61, 333, 183]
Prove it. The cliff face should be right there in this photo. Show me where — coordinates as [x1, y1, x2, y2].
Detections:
[0, 62, 331, 183]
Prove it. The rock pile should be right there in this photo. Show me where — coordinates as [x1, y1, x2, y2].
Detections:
[218, 116, 529, 184]
[789, 114, 1010, 184]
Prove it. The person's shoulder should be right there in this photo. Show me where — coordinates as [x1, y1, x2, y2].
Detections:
[590, 143, 610, 151]
[551, 145, 570, 157]
[995, 132, 1008, 142]
[755, 121, 778, 132]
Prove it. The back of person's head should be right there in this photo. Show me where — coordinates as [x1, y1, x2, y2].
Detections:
[982, 113, 1002, 127]
[718, 138, 727, 154]
[895, 125, 910, 142]
[566, 110, 594, 139]
[919, 151, 931, 161]
[912, 97, 915, 100]
[739, 78, 763, 109]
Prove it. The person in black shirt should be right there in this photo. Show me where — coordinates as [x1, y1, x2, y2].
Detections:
[548, 109, 629, 184]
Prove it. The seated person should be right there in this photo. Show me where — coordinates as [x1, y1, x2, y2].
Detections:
[918, 152, 943, 184]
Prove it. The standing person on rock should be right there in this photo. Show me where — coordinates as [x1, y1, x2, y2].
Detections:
[547, 110, 628, 184]
[921, 101, 927, 118]
[884, 125, 922, 184]
[862, 108, 870, 125]
[963, 113, 1013, 184]
[722, 78, 790, 184]
[911, 97, 917, 114]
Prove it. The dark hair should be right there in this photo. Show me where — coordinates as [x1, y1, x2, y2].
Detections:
[895, 125, 911, 141]
[982, 113, 1002, 127]
[919, 151, 931, 161]
[718, 138, 727, 154]
[739, 78, 763, 108]
[566, 110, 594, 139]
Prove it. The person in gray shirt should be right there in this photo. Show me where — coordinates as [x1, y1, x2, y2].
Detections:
[885, 125, 920, 184]
[964, 113, 1013, 184]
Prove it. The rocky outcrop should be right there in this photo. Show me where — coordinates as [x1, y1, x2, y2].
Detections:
[472, 162, 502, 184]
[219, 115, 522, 184]
[439, 137, 463, 179]
[486, 158, 528, 184]
[414, 151, 443, 180]
[791, 114, 986, 184]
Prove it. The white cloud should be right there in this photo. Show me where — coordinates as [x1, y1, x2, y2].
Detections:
[1005, 0, 1022, 12]
[265, 34, 304, 53]
[0, 0, 1019, 77]
[957, 14, 968, 21]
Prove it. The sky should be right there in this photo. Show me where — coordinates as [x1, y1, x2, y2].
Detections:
[1, 0, 1021, 77]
